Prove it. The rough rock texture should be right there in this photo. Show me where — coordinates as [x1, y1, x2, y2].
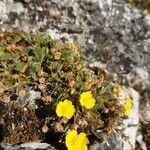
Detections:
[121, 87, 140, 150]
[0, 142, 55, 150]
[0, 0, 149, 149]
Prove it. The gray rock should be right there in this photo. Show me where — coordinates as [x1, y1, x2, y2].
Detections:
[0, 0, 149, 149]
[20, 142, 53, 149]
[136, 132, 147, 150]
[120, 87, 140, 150]
[0, 143, 56, 150]
[140, 92, 150, 124]
[144, 14, 150, 28]
[93, 133, 122, 150]
[16, 88, 41, 107]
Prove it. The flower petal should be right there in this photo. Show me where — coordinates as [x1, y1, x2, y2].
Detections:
[124, 95, 133, 117]
[56, 101, 64, 117]
[65, 130, 78, 148]
[77, 132, 89, 145]
[80, 91, 96, 109]
[56, 100, 75, 119]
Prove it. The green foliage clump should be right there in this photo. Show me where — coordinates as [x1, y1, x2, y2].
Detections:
[0, 32, 123, 146]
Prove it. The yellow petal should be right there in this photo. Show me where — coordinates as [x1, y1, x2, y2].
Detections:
[65, 130, 78, 148]
[77, 132, 89, 145]
[65, 105, 75, 119]
[56, 101, 64, 117]
[65, 130, 89, 150]
[68, 145, 76, 150]
[80, 91, 96, 109]
[63, 100, 75, 119]
[124, 95, 132, 117]
[114, 84, 122, 97]
[143, 9, 149, 15]
[74, 145, 88, 150]
[56, 100, 75, 119]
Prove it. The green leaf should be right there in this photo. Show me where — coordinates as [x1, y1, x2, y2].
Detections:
[12, 54, 20, 62]
[0, 52, 20, 61]
[33, 47, 46, 62]
[7, 65, 15, 73]
[0, 52, 12, 61]
[18, 76, 30, 85]
[0, 46, 5, 54]
[97, 82, 113, 95]
[13, 35, 22, 43]
[33, 33, 56, 48]
[14, 62, 24, 72]
[21, 34, 32, 44]
[3, 78, 15, 87]
[61, 49, 73, 61]
[29, 65, 37, 81]
[21, 48, 30, 56]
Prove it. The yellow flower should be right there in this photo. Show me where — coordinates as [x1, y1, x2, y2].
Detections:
[56, 100, 75, 119]
[143, 9, 149, 15]
[65, 43, 80, 57]
[114, 84, 122, 97]
[66, 43, 78, 51]
[54, 51, 61, 60]
[124, 95, 133, 117]
[80, 91, 96, 109]
[65, 130, 89, 150]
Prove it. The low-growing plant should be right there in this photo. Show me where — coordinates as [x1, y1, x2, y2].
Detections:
[0, 32, 131, 149]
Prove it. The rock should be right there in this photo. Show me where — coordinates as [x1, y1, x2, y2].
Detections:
[0, 0, 149, 149]
[140, 92, 150, 124]
[14, 87, 41, 107]
[93, 133, 122, 150]
[136, 132, 147, 150]
[120, 87, 140, 150]
[0, 143, 56, 150]
[20, 142, 53, 149]
[126, 67, 150, 91]
[144, 14, 150, 27]
[23, 89, 41, 107]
